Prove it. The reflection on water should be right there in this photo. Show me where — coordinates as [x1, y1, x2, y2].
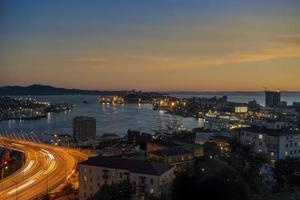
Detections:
[2, 92, 298, 137]
[0, 95, 200, 136]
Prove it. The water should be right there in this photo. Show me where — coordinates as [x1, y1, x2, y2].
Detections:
[0, 95, 201, 137]
[1, 92, 299, 137]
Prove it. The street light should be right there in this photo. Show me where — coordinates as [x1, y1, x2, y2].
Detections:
[1, 161, 8, 180]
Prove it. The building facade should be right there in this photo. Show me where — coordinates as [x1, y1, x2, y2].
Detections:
[78, 156, 174, 200]
[265, 91, 281, 107]
[146, 140, 178, 153]
[73, 116, 96, 141]
[147, 147, 194, 173]
[233, 127, 300, 161]
[128, 130, 153, 151]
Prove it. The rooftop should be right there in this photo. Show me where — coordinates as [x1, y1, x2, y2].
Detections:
[233, 126, 300, 136]
[79, 156, 172, 176]
[150, 147, 193, 157]
[73, 116, 96, 120]
[148, 139, 178, 147]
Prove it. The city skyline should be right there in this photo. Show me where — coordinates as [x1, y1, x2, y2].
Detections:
[1, 0, 300, 91]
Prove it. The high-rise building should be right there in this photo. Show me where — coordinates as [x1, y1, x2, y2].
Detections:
[73, 116, 96, 141]
[265, 91, 281, 107]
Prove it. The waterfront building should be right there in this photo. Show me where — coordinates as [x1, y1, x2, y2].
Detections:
[73, 116, 96, 141]
[265, 91, 281, 107]
[232, 126, 300, 161]
[203, 118, 229, 131]
[78, 156, 173, 200]
[147, 147, 194, 173]
[234, 106, 248, 113]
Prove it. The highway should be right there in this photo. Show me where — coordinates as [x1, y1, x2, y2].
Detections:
[0, 136, 91, 200]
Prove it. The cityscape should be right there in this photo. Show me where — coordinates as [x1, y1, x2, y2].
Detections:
[1, 1, 300, 200]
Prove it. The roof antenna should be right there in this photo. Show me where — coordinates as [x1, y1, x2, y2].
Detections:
[262, 86, 267, 92]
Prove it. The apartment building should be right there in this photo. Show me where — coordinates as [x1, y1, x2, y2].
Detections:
[78, 156, 174, 200]
[233, 126, 300, 161]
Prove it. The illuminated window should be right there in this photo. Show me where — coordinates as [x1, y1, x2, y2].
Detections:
[259, 134, 263, 139]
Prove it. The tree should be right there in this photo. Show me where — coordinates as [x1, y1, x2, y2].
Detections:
[222, 138, 268, 192]
[61, 183, 76, 195]
[88, 180, 133, 200]
[203, 142, 220, 160]
[171, 160, 251, 200]
[273, 157, 300, 191]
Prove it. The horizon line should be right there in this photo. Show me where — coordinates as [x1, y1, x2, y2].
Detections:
[1, 84, 300, 93]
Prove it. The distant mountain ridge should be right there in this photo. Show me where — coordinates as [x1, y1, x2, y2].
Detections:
[0, 84, 126, 95]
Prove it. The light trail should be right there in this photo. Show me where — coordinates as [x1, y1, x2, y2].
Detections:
[11, 143, 24, 147]
[22, 160, 35, 174]
[0, 136, 91, 200]
[7, 180, 36, 195]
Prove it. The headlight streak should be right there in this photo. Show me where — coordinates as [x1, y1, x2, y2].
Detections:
[7, 180, 35, 195]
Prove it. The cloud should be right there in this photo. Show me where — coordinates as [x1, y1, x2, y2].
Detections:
[272, 34, 300, 45]
[125, 54, 175, 65]
[181, 48, 300, 68]
[219, 48, 300, 64]
[78, 47, 300, 69]
[79, 57, 108, 65]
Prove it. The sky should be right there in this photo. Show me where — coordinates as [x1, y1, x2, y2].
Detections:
[0, 0, 300, 91]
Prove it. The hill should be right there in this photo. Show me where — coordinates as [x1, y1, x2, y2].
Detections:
[0, 84, 123, 95]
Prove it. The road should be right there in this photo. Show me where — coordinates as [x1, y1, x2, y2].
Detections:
[0, 136, 91, 200]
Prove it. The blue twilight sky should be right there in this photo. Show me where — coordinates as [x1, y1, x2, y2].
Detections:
[0, 0, 300, 91]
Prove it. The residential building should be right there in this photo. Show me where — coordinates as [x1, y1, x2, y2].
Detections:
[262, 121, 287, 130]
[128, 130, 153, 151]
[78, 156, 174, 200]
[73, 116, 96, 141]
[195, 131, 230, 153]
[147, 140, 178, 153]
[147, 147, 194, 173]
[232, 126, 300, 161]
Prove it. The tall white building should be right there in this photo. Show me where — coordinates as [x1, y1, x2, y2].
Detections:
[233, 126, 300, 161]
[78, 156, 174, 200]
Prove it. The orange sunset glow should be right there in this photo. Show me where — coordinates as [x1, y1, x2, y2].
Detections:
[0, 1, 300, 91]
